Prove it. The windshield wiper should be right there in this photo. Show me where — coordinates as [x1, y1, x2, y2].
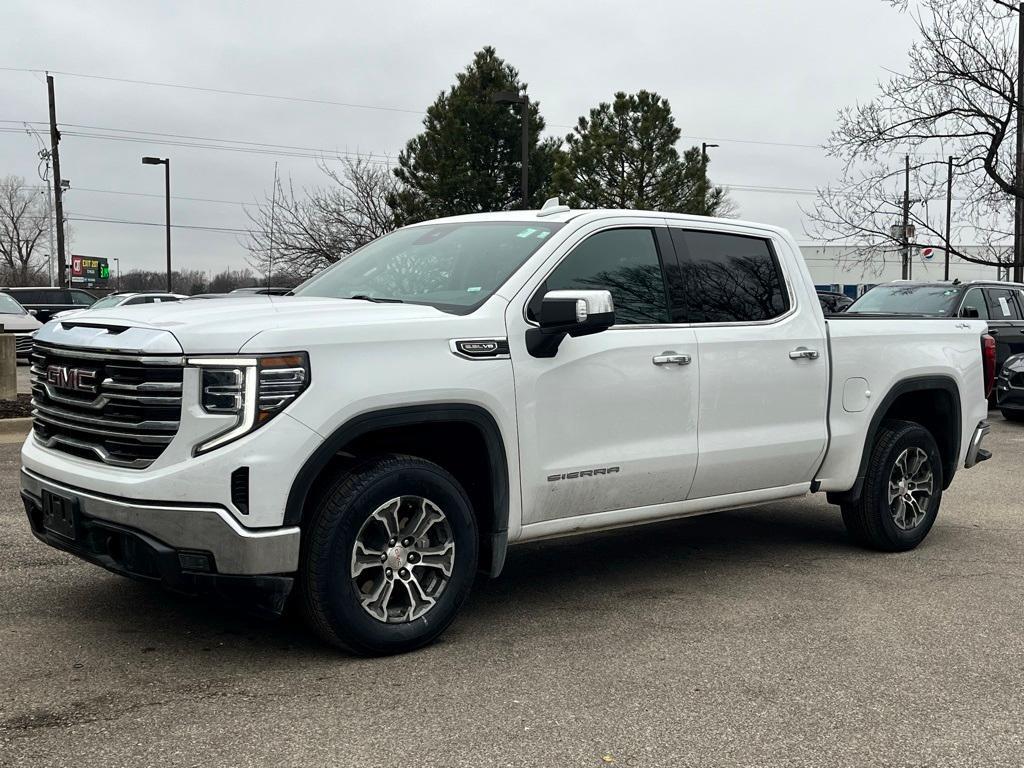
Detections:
[347, 294, 404, 304]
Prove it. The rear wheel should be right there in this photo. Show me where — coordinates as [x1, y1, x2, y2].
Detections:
[841, 420, 943, 552]
[999, 409, 1024, 423]
[300, 455, 478, 655]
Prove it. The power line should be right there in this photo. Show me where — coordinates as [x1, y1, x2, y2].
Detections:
[0, 67, 827, 151]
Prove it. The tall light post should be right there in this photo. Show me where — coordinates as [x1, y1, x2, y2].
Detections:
[113, 257, 121, 290]
[700, 143, 719, 215]
[142, 156, 171, 291]
[491, 89, 529, 208]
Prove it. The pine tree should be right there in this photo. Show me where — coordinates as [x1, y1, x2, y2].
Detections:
[390, 47, 560, 223]
[554, 90, 729, 215]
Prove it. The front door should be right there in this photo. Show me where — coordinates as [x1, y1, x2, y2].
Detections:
[507, 222, 700, 525]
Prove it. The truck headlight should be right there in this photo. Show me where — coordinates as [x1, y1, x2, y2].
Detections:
[188, 353, 309, 454]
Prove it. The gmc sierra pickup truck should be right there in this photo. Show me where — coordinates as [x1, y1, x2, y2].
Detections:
[21, 203, 994, 655]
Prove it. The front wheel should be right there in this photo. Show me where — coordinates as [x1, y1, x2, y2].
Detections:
[300, 455, 478, 655]
[1000, 409, 1024, 423]
[841, 420, 943, 552]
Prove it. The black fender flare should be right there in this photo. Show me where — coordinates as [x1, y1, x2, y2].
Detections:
[827, 374, 961, 504]
[285, 404, 510, 577]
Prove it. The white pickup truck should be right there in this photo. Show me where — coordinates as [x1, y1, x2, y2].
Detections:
[21, 204, 994, 655]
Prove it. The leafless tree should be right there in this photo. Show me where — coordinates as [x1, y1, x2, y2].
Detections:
[0, 175, 50, 286]
[246, 155, 400, 283]
[808, 0, 1022, 272]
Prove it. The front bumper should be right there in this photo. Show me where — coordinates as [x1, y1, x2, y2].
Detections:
[21, 468, 300, 613]
[964, 420, 991, 469]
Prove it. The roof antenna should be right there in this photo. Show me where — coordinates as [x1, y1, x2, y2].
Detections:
[537, 196, 570, 217]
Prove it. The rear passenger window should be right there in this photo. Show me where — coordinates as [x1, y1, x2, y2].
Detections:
[669, 230, 789, 323]
[986, 288, 1021, 320]
[530, 228, 670, 325]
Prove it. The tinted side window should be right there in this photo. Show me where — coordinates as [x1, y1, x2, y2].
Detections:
[70, 291, 94, 306]
[986, 288, 1021, 320]
[11, 290, 43, 303]
[531, 228, 670, 325]
[670, 230, 789, 323]
[960, 288, 989, 319]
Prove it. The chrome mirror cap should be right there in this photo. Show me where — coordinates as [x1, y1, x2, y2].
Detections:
[542, 290, 614, 322]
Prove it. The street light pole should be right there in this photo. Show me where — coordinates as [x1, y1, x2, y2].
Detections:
[491, 89, 529, 208]
[701, 143, 719, 215]
[142, 156, 172, 291]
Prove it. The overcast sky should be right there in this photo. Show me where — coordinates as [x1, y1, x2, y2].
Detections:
[2, 0, 919, 278]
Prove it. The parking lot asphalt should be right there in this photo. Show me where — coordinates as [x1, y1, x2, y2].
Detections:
[1, 415, 1022, 768]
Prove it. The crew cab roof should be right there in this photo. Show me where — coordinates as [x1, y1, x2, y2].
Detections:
[416, 208, 791, 236]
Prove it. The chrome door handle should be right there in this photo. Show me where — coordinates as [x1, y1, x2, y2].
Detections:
[653, 352, 691, 366]
[789, 347, 819, 360]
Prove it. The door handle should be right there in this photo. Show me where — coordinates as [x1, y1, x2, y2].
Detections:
[789, 347, 819, 360]
[988, 328, 1000, 335]
[652, 352, 691, 366]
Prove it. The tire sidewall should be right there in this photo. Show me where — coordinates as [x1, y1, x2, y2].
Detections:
[311, 461, 478, 654]
[872, 426, 943, 548]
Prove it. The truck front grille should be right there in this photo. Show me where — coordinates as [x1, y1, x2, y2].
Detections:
[30, 343, 184, 469]
[15, 334, 34, 356]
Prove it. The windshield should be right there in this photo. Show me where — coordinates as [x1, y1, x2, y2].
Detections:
[0, 293, 26, 315]
[293, 221, 563, 313]
[88, 295, 125, 310]
[848, 284, 962, 316]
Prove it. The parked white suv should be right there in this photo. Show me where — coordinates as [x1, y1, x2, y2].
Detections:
[21, 205, 993, 654]
[51, 292, 186, 321]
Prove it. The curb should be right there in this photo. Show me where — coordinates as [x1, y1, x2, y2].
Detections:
[0, 417, 32, 439]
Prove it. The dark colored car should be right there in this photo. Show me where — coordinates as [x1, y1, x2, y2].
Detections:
[817, 290, 854, 313]
[847, 280, 1024, 371]
[1, 287, 96, 324]
[996, 353, 1024, 421]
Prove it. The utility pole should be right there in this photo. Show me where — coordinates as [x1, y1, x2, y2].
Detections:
[1015, 1, 1024, 282]
[46, 75, 67, 288]
[944, 155, 955, 281]
[902, 154, 911, 280]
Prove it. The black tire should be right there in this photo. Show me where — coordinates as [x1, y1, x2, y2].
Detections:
[299, 454, 478, 655]
[840, 420, 943, 552]
[1000, 409, 1024, 423]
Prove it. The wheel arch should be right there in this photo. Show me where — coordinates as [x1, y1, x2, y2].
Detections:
[286, 404, 510, 577]
[828, 375, 962, 504]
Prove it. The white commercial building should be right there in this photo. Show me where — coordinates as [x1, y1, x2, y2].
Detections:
[799, 245, 1012, 298]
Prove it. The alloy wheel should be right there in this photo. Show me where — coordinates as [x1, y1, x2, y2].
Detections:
[350, 496, 456, 623]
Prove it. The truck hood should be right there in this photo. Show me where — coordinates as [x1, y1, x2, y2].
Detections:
[34, 296, 456, 354]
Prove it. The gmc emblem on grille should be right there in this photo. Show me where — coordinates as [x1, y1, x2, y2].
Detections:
[46, 365, 98, 393]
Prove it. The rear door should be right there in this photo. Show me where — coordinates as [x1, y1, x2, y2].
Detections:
[668, 227, 829, 499]
[983, 287, 1024, 369]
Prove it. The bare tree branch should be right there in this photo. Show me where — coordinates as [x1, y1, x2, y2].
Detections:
[0, 175, 50, 286]
[811, 0, 1022, 271]
[246, 155, 400, 283]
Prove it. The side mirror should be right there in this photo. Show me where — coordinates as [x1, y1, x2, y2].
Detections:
[960, 306, 980, 319]
[28, 309, 37, 316]
[526, 290, 615, 358]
